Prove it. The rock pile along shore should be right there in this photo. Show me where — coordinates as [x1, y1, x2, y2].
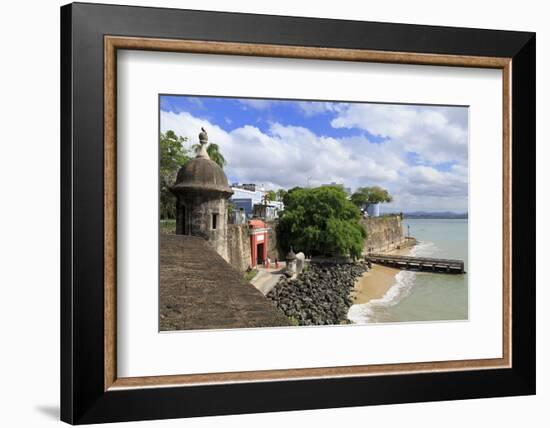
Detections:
[266, 262, 369, 326]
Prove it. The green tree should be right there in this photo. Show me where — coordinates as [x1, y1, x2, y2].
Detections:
[351, 186, 393, 210]
[227, 201, 236, 219]
[265, 190, 277, 203]
[277, 186, 366, 259]
[282, 186, 302, 206]
[160, 130, 189, 219]
[192, 142, 226, 168]
[276, 188, 288, 202]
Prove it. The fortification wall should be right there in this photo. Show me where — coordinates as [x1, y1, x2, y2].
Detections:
[361, 215, 406, 254]
[190, 216, 406, 271]
[266, 220, 283, 261]
[226, 222, 283, 271]
[226, 224, 252, 272]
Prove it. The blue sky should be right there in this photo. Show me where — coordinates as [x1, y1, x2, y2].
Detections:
[161, 95, 387, 143]
[160, 95, 469, 212]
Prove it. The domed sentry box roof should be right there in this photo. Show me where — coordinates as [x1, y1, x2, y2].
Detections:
[171, 157, 233, 197]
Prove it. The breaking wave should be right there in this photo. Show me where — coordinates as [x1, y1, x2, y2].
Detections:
[410, 240, 438, 258]
[347, 270, 416, 323]
[347, 240, 438, 324]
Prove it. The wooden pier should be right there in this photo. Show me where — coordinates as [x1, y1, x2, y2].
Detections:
[366, 253, 465, 274]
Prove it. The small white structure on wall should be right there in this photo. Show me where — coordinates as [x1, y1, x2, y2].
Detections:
[367, 203, 380, 217]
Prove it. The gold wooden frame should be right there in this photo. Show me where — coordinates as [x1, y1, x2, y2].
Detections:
[104, 36, 512, 391]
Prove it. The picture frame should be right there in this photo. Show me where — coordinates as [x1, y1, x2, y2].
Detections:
[60, 2, 535, 424]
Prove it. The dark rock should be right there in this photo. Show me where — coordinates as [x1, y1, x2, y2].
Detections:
[266, 262, 368, 326]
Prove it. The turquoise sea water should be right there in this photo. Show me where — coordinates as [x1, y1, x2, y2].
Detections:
[348, 218, 469, 323]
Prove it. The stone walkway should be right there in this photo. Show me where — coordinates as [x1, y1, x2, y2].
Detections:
[250, 263, 287, 296]
[160, 235, 289, 331]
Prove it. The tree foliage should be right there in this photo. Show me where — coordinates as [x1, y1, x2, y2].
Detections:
[192, 142, 226, 168]
[265, 190, 277, 203]
[351, 186, 393, 210]
[160, 130, 189, 219]
[160, 131, 228, 219]
[277, 186, 366, 258]
[276, 188, 288, 202]
[282, 186, 302, 206]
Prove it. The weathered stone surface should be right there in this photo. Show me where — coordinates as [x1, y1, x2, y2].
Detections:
[170, 141, 234, 262]
[175, 193, 231, 259]
[266, 220, 282, 260]
[361, 215, 405, 253]
[267, 262, 368, 326]
[160, 234, 290, 331]
[226, 224, 252, 272]
[172, 156, 233, 195]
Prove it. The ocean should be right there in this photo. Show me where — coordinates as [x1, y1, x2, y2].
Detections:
[348, 218, 469, 323]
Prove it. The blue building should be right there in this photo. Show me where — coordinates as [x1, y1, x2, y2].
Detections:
[230, 187, 264, 217]
[230, 186, 284, 219]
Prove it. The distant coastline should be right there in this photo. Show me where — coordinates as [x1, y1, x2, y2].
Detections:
[402, 211, 468, 220]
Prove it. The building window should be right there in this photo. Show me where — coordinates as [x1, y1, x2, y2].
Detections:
[212, 213, 218, 230]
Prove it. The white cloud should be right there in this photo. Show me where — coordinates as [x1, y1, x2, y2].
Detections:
[330, 103, 468, 165]
[238, 99, 273, 110]
[295, 101, 339, 117]
[161, 105, 468, 212]
[401, 166, 467, 197]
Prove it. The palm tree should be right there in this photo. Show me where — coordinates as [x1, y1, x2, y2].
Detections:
[192, 142, 226, 168]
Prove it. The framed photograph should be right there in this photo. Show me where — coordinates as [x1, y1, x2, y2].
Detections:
[60, 2, 535, 424]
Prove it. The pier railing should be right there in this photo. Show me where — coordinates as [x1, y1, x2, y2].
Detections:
[366, 253, 465, 274]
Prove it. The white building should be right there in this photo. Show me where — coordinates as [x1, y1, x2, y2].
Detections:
[230, 186, 285, 220]
[230, 187, 264, 217]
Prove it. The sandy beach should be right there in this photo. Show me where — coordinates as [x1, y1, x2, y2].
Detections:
[351, 244, 413, 304]
[351, 264, 401, 304]
[349, 222, 468, 323]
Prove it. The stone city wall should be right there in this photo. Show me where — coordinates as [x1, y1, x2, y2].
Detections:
[266, 220, 283, 261]
[226, 224, 252, 272]
[361, 215, 406, 254]
[194, 215, 408, 271]
[225, 221, 283, 271]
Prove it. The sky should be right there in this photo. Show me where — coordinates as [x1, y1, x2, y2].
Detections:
[160, 95, 469, 213]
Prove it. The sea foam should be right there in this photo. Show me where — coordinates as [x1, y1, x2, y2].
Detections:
[410, 240, 438, 258]
[347, 240, 438, 324]
[347, 270, 416, 323]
